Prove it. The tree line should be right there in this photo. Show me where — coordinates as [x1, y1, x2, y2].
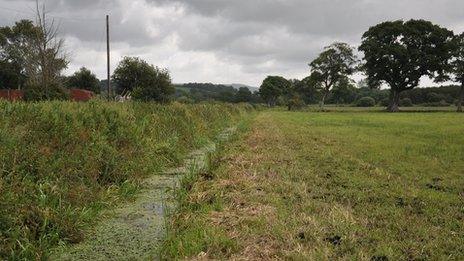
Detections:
[174, 83, 261, 104]
[260, 19, 464, 112]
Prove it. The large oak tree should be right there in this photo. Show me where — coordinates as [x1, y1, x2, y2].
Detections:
[359, 20, 454, 112]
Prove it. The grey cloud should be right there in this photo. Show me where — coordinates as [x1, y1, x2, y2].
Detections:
[1, 0, 464, 85]
[160, 0, 464, 33]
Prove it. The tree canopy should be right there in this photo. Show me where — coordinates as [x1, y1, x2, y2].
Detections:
[259, 76, 291, 107]
[0, 20, 39, 89]
[328, 76, 357, 104]
[359, 19, 454, 112]
[309, 42, 358, 109]
[66, 67, 100, 93]
[113, 56, 175, 102]
[235, 87, 253, 103]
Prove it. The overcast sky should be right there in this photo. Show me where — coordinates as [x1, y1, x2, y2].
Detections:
[1, 0, 464, 87]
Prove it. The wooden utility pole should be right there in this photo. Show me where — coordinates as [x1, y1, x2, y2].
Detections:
[106, 15, 111, 100]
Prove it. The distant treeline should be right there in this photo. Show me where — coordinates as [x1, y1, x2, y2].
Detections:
[172, 81, 460, 107]
[174, 83, 262, 103]
[297, 80, 462, 107]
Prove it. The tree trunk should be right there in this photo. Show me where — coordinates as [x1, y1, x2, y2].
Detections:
[387, 89, 400, 112]
[319, 89, 328, 111]
[458, 83, 463, 113]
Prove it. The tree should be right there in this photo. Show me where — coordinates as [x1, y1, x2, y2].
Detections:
[113, 57, 174, 102]
[309, 42, 358, 109]
[293, 76, 322, 104]
[113, 57, 155, 95]
[359, 20, 454, 112]
[251, 91, 263, 104]
[281, 79, 305, 110]
[259, 76, 291, 107]
[449, 33, 464, 112]
[0, 20, 39, 89]
[24, 1, 69, 100]
[0, 2, 69, 100]
[329, 76, 357, 104]
[235, 87, 253, 103]
[67, 67, 100, 93]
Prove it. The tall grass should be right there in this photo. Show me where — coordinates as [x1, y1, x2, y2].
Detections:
[0, 100, 250, 259]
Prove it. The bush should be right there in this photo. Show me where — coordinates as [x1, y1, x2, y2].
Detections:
[421, 100, 451, 107]
[287, 94, 306, 111]
[177, 96, 194, 104]
[0, 101, 249, 259]
[23, 82, 69, 101]
[379, 98, 390, 107]
[356, 96, 376, 107]
[400, 98, 413, 107]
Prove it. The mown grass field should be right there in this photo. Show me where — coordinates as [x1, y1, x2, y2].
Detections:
[0, 101, 250, 260]
[162, 110, 464, 260]
[305, 105, 459, 112]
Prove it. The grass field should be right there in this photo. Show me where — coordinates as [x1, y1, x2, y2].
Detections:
[0, 101, 250, 260]
[161, 110, 464, 260]
[305, 105, 459, 112]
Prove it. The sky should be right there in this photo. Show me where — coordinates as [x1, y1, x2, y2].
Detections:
[1, 0, 464, 87]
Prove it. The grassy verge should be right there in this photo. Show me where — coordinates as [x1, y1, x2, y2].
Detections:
[0, 101, 251, 260]
[160, 115, 255, 259]
[160, 110, 464, 260]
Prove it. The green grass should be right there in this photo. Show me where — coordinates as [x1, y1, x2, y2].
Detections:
[161, 110, 464, 260]
[0, 100, 251, 260]
[305, 105, 458, 112]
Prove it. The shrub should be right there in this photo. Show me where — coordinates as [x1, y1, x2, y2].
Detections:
[177, 96, 194, 104]
[356, 96, 376, 107]
[422, 100, 451, 107]
[379, 98, 390, 107]
[23, 82, 69, 101]
[287, 94, 305, 111]
[400, 98, 413, 107]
